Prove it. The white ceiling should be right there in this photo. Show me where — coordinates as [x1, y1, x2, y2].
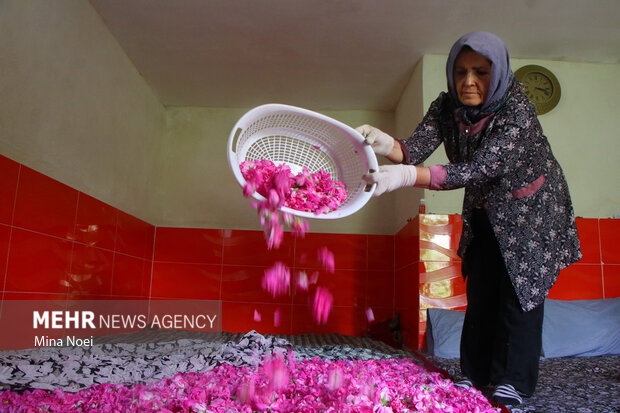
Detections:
[89, 0, 620, 111]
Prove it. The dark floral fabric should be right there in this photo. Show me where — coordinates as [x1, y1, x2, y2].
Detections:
[401, 82, 582, 311]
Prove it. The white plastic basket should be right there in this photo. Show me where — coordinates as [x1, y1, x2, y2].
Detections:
[228, 104, 378, 219]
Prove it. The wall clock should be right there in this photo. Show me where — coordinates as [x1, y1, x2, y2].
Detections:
[514, 65, 561, 115]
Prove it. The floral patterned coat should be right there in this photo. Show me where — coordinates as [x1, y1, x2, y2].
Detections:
[401, 82, 581, 311]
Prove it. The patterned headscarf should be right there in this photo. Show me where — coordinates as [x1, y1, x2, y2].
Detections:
[446, 32, 515, 124]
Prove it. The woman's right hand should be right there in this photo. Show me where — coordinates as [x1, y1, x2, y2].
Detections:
[355, 124, 395, 157]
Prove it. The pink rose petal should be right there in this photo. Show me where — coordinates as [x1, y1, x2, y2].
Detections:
[295, 271, 309, 291]
[317, 247, 335, 273]
[326, 365, 344, 391]
[261, 354, 289, 391]
[309, 271, 319, 284]
[274, 308, 280, 326]
[262, 262, 290, 297]
[312, 286, 333, 324]
[366, 307, 375, 322]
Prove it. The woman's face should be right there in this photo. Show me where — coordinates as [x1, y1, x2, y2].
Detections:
[453, 49, 492, 106]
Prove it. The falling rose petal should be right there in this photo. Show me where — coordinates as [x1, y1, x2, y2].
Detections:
[308, 271, 319, 285]
[236, 377, 255, 404]
[326, 365, 344, 391]
[312, 286, 333, 325]
[268, 189, 281, 209]
[243, 182, 255, 198]
[262, 262, 290, 297]
[366, 307, 375, 322]
[317, 247, 335, 273]
[291, 217, 309, 238]
[282, 211, 293, 226]
[274, 308, 280, 326]
[287, 348, 296, 370]
[273, 169, 292, 197]
[253, 309, 261, 322]
[296, 271, 309, 291]
[264, 211, 283, 250]
[261, 354, 288, 391]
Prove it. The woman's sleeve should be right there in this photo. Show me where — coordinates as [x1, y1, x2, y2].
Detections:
[399, 94, 447, 166]
[439, 113, 532, 190]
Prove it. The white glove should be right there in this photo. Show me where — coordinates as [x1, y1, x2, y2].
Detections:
[364, 165, 418, 197]
[355, 124, 395, 157]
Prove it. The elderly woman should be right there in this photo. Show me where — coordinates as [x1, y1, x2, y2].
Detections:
[358, 32, 581, 406]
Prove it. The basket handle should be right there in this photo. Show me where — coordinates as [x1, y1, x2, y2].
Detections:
[364, 168, 377, 192]
[230, 127, 243, 154]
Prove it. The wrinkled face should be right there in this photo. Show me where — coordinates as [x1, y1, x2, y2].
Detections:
[453, 48, 492, 106]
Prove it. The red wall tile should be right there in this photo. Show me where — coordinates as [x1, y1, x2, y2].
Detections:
[0, 224, 10, 288]
[291, 304, 360, 336]
[367, 234, 394, 271]
[575, 218, 601, 264]
[0, 159, 156, 305]
[223, 230, 294, 266]
[13, 167, 78, 240]
[68, 243, 114, 296]
[222, 302, 292, 335]
[155, 228, 223, 264]
[603, 265, 620, 298]
[112, 254, 151, 297]
[292, 269, 362, 308]
[0, 155, 19, 226]
[2, 291, 68, 301]
[548, 264, 604, 300]
[295, 233, 367, 271]
[395, 307, 418, 350]
[221, 265, 293, 305]
[5, 228, 72, 293]
[394, 263, 418, 309]
[116, 211, 154, 259]
[367, 306, 395, 327]
[600, 219, 620, 264]
[151, 262, 221, 299]
[395, 218, 419, 270]
[74, 193, 118, 251]
[366, 270, 394, 308]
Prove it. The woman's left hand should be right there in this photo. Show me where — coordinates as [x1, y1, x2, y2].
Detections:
[363, 165, 418, 196]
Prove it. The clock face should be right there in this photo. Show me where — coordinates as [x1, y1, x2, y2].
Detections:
[514, 65, 561, 115]
[522, 72, 554, 104]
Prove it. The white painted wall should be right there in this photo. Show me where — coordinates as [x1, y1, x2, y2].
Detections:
[393, 60, 426, 228]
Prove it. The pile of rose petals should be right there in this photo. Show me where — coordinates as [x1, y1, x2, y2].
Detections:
[0, 357, 500, 412]
[240, 160, 347, 216]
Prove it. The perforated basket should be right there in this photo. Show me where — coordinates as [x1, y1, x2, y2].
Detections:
[228, 104, 378, 219]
